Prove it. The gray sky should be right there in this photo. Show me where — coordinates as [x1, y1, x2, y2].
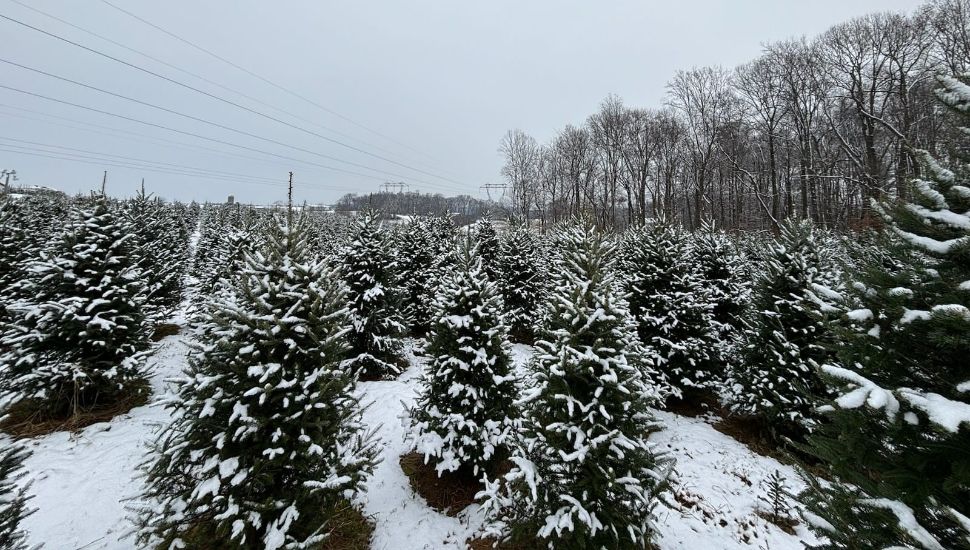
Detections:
[1, 0, 924, 205]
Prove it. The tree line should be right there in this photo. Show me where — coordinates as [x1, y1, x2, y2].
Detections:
[500, 0, 970, 230]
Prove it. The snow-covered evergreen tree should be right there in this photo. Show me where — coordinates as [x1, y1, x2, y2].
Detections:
[480, 218, 671, 549]
[494, 222, 547, 343]
[124, 190, 188, 317]
[0, 200, 32, 324]
[472, 215, 501, 282]
[409, 241, 517, 478]
[0, 438, 33, 550]
[337, 211, 406, 379]
[800, 74, 970, 550]
[0, 195, 149, 419]
[692, 220, 750, 339]
[136, 214, 377, 550]
[394, 217, 442, 335]
[727, 219, 837, 442]
[620, 220, 714, 393]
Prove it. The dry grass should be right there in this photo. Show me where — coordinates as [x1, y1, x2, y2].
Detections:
[319, 500, 374, 550]
[398, 452, 483, 516]
[161, 500, 373, 550]
[151, 322, 181, 342]
[0, 381, 150, 438]
[755, 510, 799, 535]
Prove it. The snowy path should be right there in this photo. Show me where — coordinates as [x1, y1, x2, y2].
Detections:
[19, 331, 819, 549]
[20, 319, 190, 549]
[357, 346, 483, 550]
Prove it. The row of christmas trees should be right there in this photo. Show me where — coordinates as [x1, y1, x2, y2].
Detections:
[0, 74, 968, 548]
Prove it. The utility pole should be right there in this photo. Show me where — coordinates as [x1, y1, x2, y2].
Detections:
[0, 169, 17, 193]
[101, 171, 107, 195]
[287, 171, 294, 225]
[140, 178, 145, 196]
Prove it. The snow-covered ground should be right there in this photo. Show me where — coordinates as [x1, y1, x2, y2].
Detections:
[18, 321, 819, 549]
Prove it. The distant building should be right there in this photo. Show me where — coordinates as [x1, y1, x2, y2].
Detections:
[227, 195, 235, 204]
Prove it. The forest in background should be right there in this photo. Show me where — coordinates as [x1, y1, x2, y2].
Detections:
[499, 0, 970, 231]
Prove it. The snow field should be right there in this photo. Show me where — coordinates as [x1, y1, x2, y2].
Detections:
[19, 323, 816, 550]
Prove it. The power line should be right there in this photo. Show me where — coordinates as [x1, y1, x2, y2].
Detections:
[0, 145, 306, 190]
[0, 82, 460, 191]
[0, 136, 318, 187]
[0, 106, 405, 192]
[0, 104, 288, 169]
[0, 57, 459, 192]
[0, 12, 465, 187]
[5, 0, 431, 168]
[98, 0, 443, 165]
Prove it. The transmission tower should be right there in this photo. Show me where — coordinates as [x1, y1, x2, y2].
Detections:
[480, 183, 509, 202]
[381, 181, 409, 194]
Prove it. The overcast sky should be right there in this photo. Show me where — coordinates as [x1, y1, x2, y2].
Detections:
[1, 0, 925, 205]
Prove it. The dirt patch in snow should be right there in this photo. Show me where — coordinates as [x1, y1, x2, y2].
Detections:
[1, 380, 150, 438]
[399, 452, 482, 517]
[150, 323, 181, 342]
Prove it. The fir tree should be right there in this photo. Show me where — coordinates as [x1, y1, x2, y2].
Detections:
[472, 215, 501, 282]
[480, 218, 671, 549]
[394, 217, 440, 335]
[620, 220, 715, 393]
[800, 74, 970, 550]
[0, 200, 32, 324]
[136, 215, 377, 550]
[125, 190, 188, 317]
[337, 211, 406, 379]
[0, 196, 149, 419]
[691, 220, 750, 338]
[409, 241, 517, 478]
[0, 438, 33, 550]
[727, 219, 837, 443]
[494, 221, 547, 343]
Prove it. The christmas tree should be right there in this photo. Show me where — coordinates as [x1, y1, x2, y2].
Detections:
[0, 195, 149, 420]
[409, 240, 517, 478]
[0, 438, 33, 550]
[480, 218, 671, 549]
[727, 219, 837, 443]
[136, 214, 377, 550]
[691, 220, 750, 341]
[800, 74, 970, 549]
[472, 215, 501, 282]
[394, 217, 442, 336]
[0, 200, 32, 324]
[494, 221, 547, 343]
[124, 189, 189, 317]
[337, 211, 406, 379]
[620, 220, 714, 394]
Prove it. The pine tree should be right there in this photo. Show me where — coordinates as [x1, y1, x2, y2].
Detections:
[494, 222, 547, 343]
[136, 214, 377, 550]
[0, 438, 33, 550]
[800, 74, 970, 550]
[472, 215, 501, 282]
[0, 195, 149, 419]
[480, 218, 671, 549]
[691, 220, 750, 339]
[620, 220, 715, 393]
[727, 219, 837, 443]
[394, 217, 440, 335]
[125, 190, 188, 317]
[0, 200, 32, 324]
[337, 211, 406, 379]
[409, 241, 517, 478]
